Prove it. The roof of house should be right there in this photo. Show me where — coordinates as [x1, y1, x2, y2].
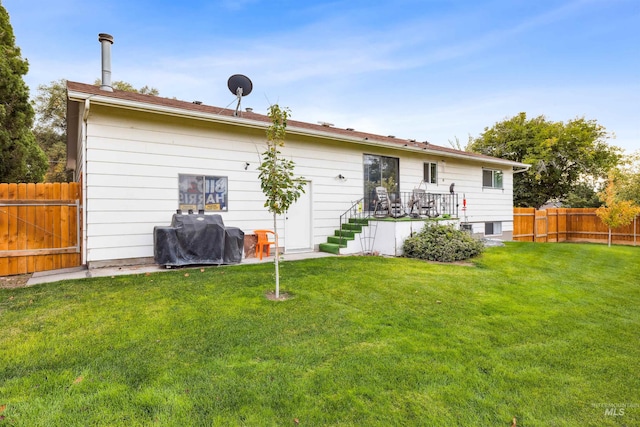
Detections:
[67, 81, 529, 169]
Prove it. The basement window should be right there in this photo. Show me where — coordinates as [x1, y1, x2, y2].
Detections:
[485, 222, 502, 236]
[178, 174, 228, 212]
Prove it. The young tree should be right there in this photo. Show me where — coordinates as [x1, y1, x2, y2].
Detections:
[595, 174, 640, 247]
[257, 105, 306, 299]
[0, 5, 48, 182]
[468, 113, 622, 208]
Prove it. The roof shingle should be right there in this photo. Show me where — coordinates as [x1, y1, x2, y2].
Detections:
[66, 80, 525, 166]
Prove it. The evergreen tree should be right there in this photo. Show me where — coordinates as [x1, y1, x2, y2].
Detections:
[0, 4, 47, 182]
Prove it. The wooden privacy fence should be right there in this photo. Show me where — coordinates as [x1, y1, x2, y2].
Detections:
[0, 183, 82, 276]
[514, 207, 639, 245]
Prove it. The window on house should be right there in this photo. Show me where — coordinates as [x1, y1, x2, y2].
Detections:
[178, 174, 228, 212]
[423, 162, 437, 184]
[363, 154, 400, 204]
[483, 169, 503, 189]
[485, 222, 502, 236]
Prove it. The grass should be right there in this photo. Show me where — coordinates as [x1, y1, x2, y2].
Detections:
[1, 242, 639, 426]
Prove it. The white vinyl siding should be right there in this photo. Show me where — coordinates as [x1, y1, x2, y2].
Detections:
[80, 104, 518, 264]
[483, 168, 503, 189]
[485, 221, 502, 236]
[83, 106, 368, 262]
[423, 162, 437, 184]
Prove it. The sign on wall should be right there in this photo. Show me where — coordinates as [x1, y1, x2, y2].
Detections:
[178, 174, 228, 212]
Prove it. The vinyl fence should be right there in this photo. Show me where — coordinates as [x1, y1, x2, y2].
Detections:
[0, 183, 82, 276]
[513, 207, 639, 245]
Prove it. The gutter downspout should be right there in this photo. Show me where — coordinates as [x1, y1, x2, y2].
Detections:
[513, 165, 531, 174]
[511, 164, 531, 240]
[81, 97, 92, 266]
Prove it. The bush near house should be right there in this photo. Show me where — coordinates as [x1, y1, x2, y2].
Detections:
[403, 223, 484, 262]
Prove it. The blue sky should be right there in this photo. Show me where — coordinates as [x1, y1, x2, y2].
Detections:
[4, 0, 639, 153]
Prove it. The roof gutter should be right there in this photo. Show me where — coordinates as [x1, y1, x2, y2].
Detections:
[285, 126, 530, 169]
[513, 165, 531, 173]
[67, 89, 530, 170]
[67, 90, 267, 131]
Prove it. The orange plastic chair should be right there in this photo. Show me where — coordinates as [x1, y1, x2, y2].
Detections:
[254, 229, 276, 260]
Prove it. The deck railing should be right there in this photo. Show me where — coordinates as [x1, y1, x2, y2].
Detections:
[338, 192, 459, 240]
[363, 192, 459, 219]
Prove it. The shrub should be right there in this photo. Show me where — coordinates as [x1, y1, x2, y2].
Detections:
[402, 224, 484, 262]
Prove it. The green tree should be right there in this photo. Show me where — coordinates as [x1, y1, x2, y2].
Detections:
[0, 5, 47, 182]
[92, 79, 160, 95]
[561, 181, 602, 208]
[595, 173, 640, 247]
[257, 105, 306, 299]
[32, 79, 71, 182]
[32, 79, 160, 182]
[615, 151, 640, 205]
[468, 113, 622, 208]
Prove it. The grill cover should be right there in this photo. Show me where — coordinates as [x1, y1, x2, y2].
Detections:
[153, 214, 244, 266]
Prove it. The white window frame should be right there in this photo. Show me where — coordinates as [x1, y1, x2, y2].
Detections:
[484, 221, 502, 236]
[483, 168, 503, 189]
[423, 162, 438, 185]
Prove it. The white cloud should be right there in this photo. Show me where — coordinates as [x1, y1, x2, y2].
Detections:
[9, 0, 638, 154]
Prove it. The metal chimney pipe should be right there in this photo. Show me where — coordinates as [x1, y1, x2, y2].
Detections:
[98, 33, 114, 92]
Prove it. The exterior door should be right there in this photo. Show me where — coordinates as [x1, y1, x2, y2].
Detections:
[285, 181, 312, 252]
[363, 154, 399, 210]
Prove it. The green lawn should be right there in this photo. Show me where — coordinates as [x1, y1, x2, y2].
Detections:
[1, 242, 639, 426]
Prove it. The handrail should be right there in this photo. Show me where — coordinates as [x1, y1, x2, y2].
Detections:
[362, 191, 459, 219]
[336, 192, 459, 242]
[338, 198, 365, 241]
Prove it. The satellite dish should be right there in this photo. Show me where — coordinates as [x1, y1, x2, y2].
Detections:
[227, 74, 253, 116]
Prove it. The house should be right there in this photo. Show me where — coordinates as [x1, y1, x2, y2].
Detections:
[66, 79, 529, 268]
[64, 34, 528, 267]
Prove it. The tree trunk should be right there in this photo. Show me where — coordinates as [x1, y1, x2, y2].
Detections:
[273, 212, 280, 298]
[608, 227, 612, 247]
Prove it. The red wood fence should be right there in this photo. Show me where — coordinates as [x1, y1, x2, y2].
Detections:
[0, 183, 82, 276]
[514, 207, 639, 245]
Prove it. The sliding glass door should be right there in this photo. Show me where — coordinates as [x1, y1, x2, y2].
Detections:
[363, 154, 399, 208]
